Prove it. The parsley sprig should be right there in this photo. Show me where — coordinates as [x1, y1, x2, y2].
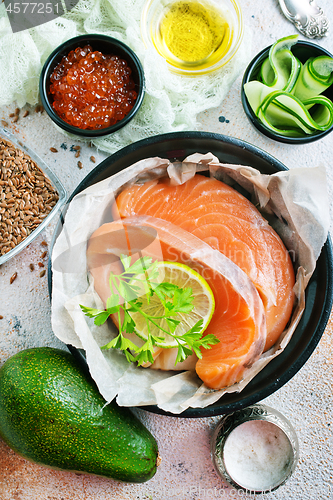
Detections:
[80, 255, 219, 366]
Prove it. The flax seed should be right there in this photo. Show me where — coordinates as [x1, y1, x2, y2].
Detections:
[50, 147, 58, 153]
[29, 263, 34, 271]
[23, 110, 29, 118]
[39, 270, 46, 278]
[90, 156, 96, 163]
[77, 161, 83, 169]
[10, 272, 17, 284]
[41, 251, 47, 259]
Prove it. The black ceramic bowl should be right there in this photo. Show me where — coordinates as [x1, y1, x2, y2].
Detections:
[48, 132, 333, 417]
[241, 40, 333, 144]
[40, 34, 145, 139]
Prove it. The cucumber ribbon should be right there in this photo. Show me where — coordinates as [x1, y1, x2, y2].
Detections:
[244, 35, 333, 137]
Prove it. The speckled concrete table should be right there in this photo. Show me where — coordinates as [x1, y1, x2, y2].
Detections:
[1, 1, 333, 499]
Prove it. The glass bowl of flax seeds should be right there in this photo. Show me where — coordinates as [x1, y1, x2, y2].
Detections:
[0, 127, 66, 265]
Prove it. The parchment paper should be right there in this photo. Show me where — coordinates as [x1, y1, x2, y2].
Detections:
[51, 153, 330, 414]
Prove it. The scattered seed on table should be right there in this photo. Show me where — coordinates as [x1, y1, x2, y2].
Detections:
[23, 110, 29, 118]
[73, 145, 81, 151]
[38, 262, 44, 268]
[9, 113, 15, 118]
[29, 263, 35, 271]
[39, 270, 46, 277]
[50, 147, 58, 153]
[77, 161, 83, 169]
[0, 315, 3, 320]
[15, 108, 20, 116]
[41, 241, 48, 247]
[41, 251, 47, 259]
[10, 272, 17, 284]
[75, 151, 80, 158]
[90, 156, 96, 163]
[12, 116, 19, 123]
[1, 120, 8, 127]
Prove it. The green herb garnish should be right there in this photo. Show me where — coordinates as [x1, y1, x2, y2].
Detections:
[80, 255, 219, 366]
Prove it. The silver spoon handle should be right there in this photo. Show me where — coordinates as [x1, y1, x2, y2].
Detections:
[278, 0, 329, 38]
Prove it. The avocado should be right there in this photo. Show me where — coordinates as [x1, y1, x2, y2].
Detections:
[0, 347, 159, 482]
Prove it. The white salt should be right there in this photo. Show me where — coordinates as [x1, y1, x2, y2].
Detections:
[223, 420, 293, 491]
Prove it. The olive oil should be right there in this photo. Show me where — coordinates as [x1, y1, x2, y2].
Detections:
[153, 0, 232, 71]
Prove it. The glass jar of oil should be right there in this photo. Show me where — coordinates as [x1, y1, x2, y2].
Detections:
[141, 0, 243, 75]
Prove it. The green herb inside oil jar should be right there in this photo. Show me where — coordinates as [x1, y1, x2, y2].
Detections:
[141, 0, 243, 75]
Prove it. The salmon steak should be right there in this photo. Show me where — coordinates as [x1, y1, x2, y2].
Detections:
[87, 215, 266, 390]
[113, 174, 295, 351]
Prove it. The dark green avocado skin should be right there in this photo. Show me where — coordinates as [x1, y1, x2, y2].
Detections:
[0, 347, 158, 482]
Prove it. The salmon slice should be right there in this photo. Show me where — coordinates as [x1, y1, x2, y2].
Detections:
[86, 215, 266, 390]
[113, 174, 295, 350]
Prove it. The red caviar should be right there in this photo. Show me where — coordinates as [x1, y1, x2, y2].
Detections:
[49, 45, 138, 130]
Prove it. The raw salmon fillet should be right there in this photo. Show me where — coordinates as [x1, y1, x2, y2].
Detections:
[87, 215, 266, 390]
[113, 174, 295, 350]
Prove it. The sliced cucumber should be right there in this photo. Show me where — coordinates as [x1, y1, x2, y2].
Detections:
[260, 35, 299, 91]
[257, 91, 333, 137]
[244, 35, 333, 137]
[294, 56, 333, 101]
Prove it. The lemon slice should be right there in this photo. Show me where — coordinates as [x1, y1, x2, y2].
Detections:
[128, 261, 215, 348]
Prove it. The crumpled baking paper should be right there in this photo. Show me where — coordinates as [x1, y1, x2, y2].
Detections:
[51, 153, 330, 414]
